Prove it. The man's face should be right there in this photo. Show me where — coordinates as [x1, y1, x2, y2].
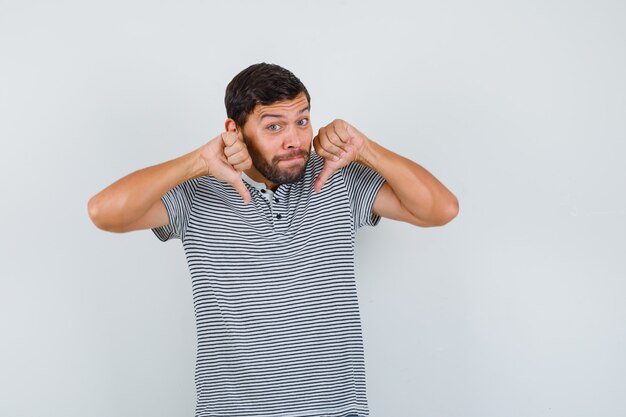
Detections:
[239, 91, 312, 187]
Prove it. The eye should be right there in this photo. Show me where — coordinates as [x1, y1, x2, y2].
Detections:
[298, 118, 309, 126]
[268, 124, 281, 132]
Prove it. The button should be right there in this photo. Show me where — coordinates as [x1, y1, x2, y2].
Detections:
[274, 198, 279, 203]
[276, 214, 282, 219]
[261, 189, 266, 193]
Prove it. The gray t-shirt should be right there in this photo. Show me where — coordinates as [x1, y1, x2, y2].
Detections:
[153, 151, 386, 417]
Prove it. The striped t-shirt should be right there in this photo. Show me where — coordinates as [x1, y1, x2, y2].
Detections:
[152, 151, 386, 417]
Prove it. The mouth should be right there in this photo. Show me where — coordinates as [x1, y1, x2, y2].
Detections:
[279, 154, 305, 162]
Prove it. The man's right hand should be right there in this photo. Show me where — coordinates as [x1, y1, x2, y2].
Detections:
[197, 127, 253, 205]
[88, 127, 255, 233]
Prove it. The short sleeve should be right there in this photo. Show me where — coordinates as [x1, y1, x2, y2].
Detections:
[151, 178, 201, 241]
[340, 161, 386, 230]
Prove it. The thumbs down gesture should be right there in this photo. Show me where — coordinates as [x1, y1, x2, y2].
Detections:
[312, 119, 371, 193]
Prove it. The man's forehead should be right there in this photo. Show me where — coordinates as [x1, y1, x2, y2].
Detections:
[253, 93, 310, 118]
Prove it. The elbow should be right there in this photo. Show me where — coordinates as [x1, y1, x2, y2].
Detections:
[87, 195, 105, 230]
[438, 197, 459, 226]
[88, 195, 118, 232]
[425, 197, 459, 227]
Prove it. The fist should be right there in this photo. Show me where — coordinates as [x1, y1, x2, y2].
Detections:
[198, 127, 253, 204]
[312, 119, 368, 192]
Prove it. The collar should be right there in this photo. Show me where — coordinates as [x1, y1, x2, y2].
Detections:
[242, 172, 275, 197]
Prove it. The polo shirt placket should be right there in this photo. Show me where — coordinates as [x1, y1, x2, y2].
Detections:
[242, 172, 288, 233]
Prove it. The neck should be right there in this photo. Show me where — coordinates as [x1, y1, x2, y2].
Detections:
[243, 168, 279, 191]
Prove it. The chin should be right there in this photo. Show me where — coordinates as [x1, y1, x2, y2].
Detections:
[275, 166, 307, 184]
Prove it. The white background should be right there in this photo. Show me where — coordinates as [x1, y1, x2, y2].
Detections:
[1, 1, 625, 416]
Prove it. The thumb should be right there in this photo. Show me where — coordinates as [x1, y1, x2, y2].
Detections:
[345, 122, 357, 139]
[230, 176, 252, 205]
[228, 124, 243, 141]
[314, 162, 335, 193]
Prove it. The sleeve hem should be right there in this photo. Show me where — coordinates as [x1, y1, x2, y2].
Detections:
[150, 194, 177, 241]
[365, 175, 387, 227]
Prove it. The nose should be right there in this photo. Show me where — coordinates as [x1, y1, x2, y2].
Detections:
[282, 125, 302, 149]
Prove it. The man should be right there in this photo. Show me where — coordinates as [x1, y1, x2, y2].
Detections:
[88, 63, 459, 417]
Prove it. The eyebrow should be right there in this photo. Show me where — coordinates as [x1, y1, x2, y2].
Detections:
[259, 105, 310, 121]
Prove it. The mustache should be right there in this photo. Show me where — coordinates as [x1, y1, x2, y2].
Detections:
[276, 149, 309, 162]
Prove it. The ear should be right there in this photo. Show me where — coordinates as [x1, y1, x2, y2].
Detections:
[224, 118, 238, 133]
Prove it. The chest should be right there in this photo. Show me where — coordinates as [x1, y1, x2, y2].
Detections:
[182, 184, 354, 263]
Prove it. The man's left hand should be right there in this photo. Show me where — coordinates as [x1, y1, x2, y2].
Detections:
[313, 119, 370, 192]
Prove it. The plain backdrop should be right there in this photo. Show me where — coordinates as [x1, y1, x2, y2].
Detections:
[1, 1, 625, 416]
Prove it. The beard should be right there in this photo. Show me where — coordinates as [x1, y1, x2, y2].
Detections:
[242, 132, 310, 185]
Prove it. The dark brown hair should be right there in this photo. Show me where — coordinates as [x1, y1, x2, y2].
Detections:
[225, 63, 311, 128]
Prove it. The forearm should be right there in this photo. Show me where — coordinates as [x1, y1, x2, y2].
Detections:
[357, 139, 458, 225]
[88, 149, 205, 231]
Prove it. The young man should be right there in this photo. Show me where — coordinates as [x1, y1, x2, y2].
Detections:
[88, 63, 458, 417]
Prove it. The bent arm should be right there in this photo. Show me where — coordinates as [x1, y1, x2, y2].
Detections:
[87, 149, 206, 233]
[359, 140, 459, 227]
